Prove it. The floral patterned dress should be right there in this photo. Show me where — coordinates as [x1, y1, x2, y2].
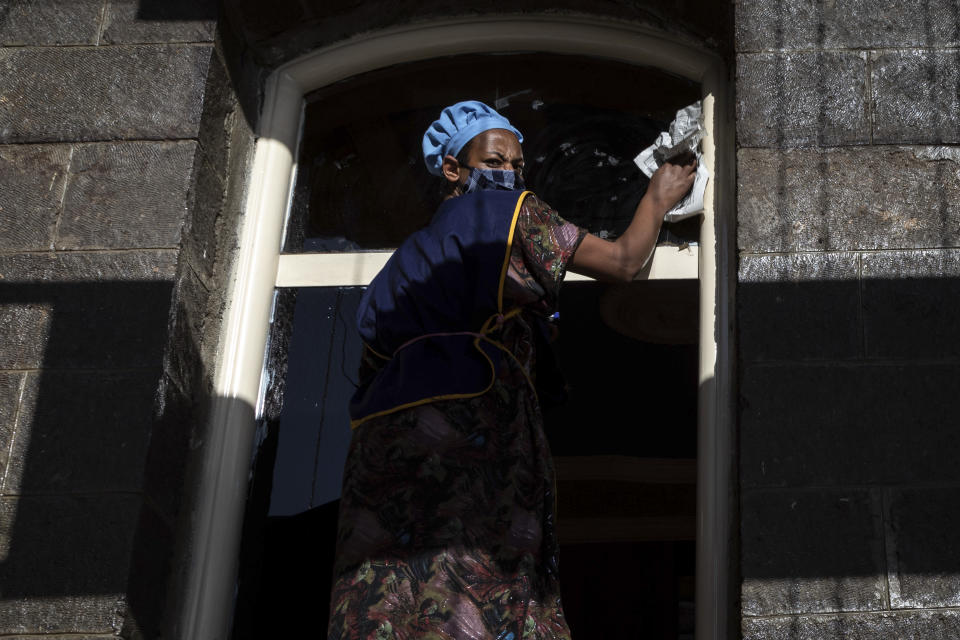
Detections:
[328, 195, 587, 640]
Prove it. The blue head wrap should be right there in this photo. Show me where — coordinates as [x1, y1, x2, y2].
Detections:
[422, 100, 524, 176]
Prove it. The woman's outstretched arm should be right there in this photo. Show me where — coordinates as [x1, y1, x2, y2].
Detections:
[568, 156, 698, 281]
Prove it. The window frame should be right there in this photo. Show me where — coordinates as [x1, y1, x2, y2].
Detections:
[182, 16, 735, 640]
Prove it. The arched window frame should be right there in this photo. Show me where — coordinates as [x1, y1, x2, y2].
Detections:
[182, 16, 735, 640]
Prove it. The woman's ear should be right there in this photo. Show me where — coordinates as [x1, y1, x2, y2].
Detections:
[441, 154, 462, 184]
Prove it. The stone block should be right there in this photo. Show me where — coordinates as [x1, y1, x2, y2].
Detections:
[741, 489, 886, 615]
[862, 249, 960, 359]
[0, 597, 123, 637]
[57, 141, 197, 250]
[0, 372, 23, 490]
[101, 0, 217, 44]
[737, 148, 960, 253]
[738, 253, 860, 362]
[0, 636, 115, 640]
[4, 370, 158, 494]
[0, 0, 102, 45]
[188, 92, 255, 291]
[142, 374, 198, 522]
[886, 487, 960, 609]
[0, 145, 70, 251]
[0, 45, 212, 143]
[0, 251, 176, 369]
[736, 0, 960, 51]
[182, 48, 249, 287]
[167, 267, 213, 392]
[0, 302, 51, 370]
[735, 0, 822, 51]
[0, 494, 140, 633]
[196, 48, 236, 179]
[0, 250, 177, 284]
[180, 147, 226, 284]
[873, 50, 960, 144]
[741, 363, 960, 487]
[743, 610, 960, 640]
[736, 52, 870, 148]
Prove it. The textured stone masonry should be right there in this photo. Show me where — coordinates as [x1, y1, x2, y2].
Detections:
[0, 251, 177, 370]
[58, 141, 198, 250]
[0, 0, 103, 46]
[0, 0, 217, 47]
[162, 268, 211, 401]
[741, 489, 886, 615]
[0, 145, 71, 252]
[738, 148, 960, 253]
[0, 45, 211, 143]
[0, 250, 178, 283]
[743, 610, 960, 640]
[886, 487, 960, 609]
[740, 362, 960, 488]
[0, 372, 23, 489]
[738, 252, 861, 362]
[734, 0, 960, 637]
[0, 303, 51, 371]
[861, 249, 960, 359]
[181, 145, 227, 283]
[143, 372, 197, 523]
[736, 0, 960, 51]
[101, 0, 218, 44]
[0, 636, 117, 640]
[872, 49, 960, 145]
[3, 370, 159, 495]
[736, 51, 870, 148]
[0, 494, 139, 634]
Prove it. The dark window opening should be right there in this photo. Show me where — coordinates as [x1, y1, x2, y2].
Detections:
[235, 51, 701, 640]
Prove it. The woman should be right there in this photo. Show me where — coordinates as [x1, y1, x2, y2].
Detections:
[328, 101, 696, 639]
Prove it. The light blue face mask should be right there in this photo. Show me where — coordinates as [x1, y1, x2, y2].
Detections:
[461, 167, 526, 193]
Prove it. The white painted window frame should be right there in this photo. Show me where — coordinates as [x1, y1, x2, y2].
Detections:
[182, 16, 734, 640]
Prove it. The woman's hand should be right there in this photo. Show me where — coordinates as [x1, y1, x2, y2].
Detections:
[646, 153, 698, 214]
[568, 153, 698, 282]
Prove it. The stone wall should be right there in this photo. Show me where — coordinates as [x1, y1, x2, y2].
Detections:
[736, 1, 960, 637]
[0, 1, 253, 637]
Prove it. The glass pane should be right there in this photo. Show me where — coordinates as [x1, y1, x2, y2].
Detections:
[284, 52, 701, 253]
[268, 286, 364, 516]
[235, 287, 363, 639]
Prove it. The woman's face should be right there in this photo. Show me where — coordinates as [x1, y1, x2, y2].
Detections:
[441, 128, 524, 186]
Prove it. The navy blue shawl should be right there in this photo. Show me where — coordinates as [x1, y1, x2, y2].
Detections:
[349, 189, 530, 426]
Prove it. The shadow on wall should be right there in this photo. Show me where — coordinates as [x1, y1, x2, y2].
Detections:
[0, 279, 167, 630]
[136, 0, 218, 21]
[0, 277, 250, 636]
[738, 272, 960, 618]
[6, 274, 958, 633]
